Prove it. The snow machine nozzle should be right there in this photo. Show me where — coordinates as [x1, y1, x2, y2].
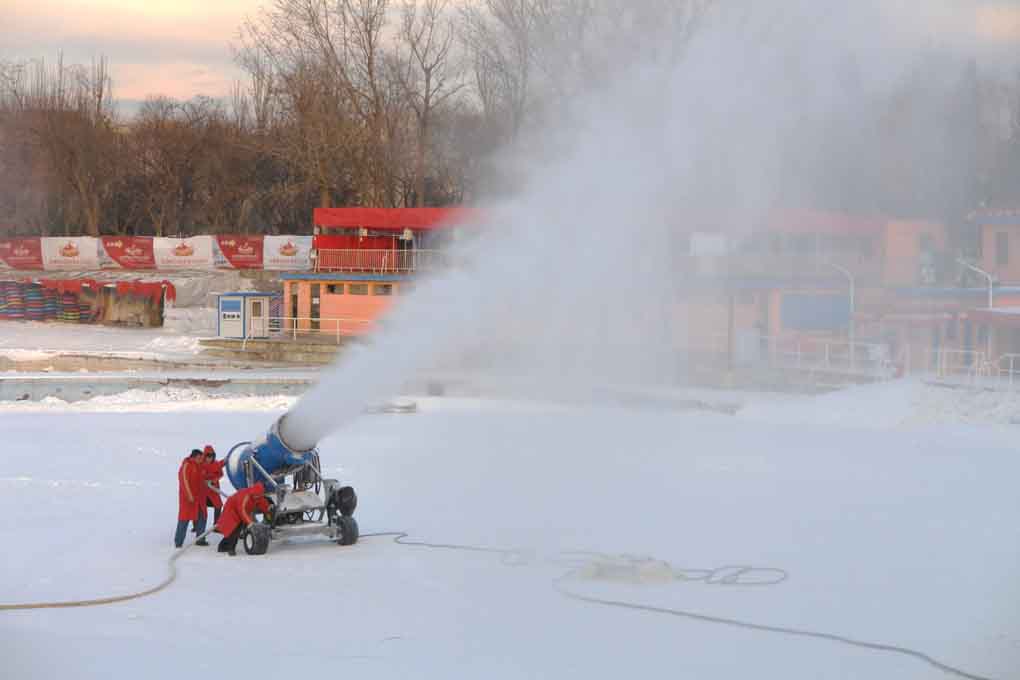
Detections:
[225, 415, 318, 491]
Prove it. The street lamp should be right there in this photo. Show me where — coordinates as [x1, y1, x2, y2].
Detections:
[825, 262, 856, 370]
[956, 258, 994, 309]
[957, 258, 995, 360]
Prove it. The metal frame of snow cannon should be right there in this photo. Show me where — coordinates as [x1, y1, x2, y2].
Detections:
[224, 417, 359, 556]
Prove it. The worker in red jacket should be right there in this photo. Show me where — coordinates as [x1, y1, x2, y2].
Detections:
[215, 482, 271, 555]
[174, 449, 207, 548]
[195, 445, 226, 545]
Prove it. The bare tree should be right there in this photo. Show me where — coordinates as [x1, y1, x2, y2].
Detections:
[394, 0, 463, 206]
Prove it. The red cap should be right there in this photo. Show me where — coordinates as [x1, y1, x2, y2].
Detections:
[203, 445, 215, 455]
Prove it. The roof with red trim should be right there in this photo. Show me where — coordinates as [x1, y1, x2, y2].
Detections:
[314, 207, 477, 231]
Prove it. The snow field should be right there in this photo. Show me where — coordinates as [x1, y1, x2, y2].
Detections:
[1, 393, 1019, 679]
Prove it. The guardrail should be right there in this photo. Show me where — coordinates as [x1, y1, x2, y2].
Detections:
[314, 248, 449, 274]
[242, 315, 373, 349]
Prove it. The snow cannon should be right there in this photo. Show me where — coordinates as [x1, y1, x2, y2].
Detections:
[224, 415, 359, 556]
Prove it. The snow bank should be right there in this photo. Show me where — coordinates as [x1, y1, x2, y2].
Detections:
[738, 379, 1020, 428]
[0, 386, 296, 413]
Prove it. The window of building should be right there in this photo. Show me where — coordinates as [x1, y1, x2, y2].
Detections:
[349, 283, 369, 295]
[326, 284, 344, 295]
[919, 233, 935, 254]
[374, 284, 393, 296]
[997, 232, 1009, 267]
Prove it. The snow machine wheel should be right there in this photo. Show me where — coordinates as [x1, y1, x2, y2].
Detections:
[243, 524, 271, 555]
[336, 516, 359, 546]
[331, 486, 357, 517]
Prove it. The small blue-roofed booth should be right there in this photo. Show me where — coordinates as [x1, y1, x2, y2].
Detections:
[217, 292, 274, 339]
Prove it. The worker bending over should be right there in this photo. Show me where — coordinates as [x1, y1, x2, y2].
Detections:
[215, 482, 270, 556]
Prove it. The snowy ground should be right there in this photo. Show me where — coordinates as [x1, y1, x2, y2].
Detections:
[1, 383, 1019, 679]
[0, 320, 205, 362]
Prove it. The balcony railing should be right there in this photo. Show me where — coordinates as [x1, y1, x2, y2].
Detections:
[314, 248, 449, 274]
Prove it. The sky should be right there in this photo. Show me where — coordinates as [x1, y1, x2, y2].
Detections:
[2, 0, 1020, 111]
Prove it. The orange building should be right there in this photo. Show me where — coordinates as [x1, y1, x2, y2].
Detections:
[282, 207, 470, 336]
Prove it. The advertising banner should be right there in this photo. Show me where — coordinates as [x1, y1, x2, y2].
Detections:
[100, 236, 156, 269]
[0, 238, 44, 270]
[264, 235, 312, 271]
[153, 236, 215, 270]
[215, 234, 264, 269]
[41, 237, 100, 270]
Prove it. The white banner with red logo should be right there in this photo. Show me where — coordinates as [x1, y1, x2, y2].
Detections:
[214, 235, 264, 269]
[153, 236, 215, 270]
[263, 235, 312, 271]
[100, 236, 156, 269]
[40, 237, 100, 270]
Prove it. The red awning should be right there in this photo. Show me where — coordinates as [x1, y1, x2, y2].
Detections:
[314, 207, 477, 231]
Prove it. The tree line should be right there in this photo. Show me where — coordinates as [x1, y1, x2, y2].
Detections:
[1, 0, 1019, 238]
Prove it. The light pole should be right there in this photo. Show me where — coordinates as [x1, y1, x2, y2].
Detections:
[825, 262, 856, 370]
[957, 258, 995, 360]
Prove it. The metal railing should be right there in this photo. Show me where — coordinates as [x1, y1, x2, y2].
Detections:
[314, 248, 449, 274]
[242, 315, 373, 349]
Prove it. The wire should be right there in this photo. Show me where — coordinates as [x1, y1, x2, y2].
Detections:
[361, 532, 997, 680]
[0, 533, 208, 611]
[0, 529, 1000, 680]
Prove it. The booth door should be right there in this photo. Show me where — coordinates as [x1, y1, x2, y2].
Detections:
[247, 298, 269, 338]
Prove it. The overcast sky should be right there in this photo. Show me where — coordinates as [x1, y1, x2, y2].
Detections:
[2, 0, 1020, 107]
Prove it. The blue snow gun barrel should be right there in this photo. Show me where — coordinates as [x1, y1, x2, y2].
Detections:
[225, 415, 318, 491]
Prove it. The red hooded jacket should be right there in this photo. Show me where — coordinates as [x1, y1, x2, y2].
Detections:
[177, 456, 203, 522]
[201, 459, 227, 510]
[216, 483, 271, 537]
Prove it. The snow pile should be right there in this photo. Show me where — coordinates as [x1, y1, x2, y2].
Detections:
[140, 335, 203, 355]
[0, 387, 297, 413]
[161, 307, 216, 335]
[738, 379, 1020, 428]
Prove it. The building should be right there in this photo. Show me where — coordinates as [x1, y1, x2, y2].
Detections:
[282, 207, 471, 336]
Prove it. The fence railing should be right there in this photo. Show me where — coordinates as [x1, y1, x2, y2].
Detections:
[314, 248, 448, 274]
[242, 315, 373, 348]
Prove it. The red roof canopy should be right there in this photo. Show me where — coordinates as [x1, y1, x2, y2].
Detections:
[314, 207, 476, 231]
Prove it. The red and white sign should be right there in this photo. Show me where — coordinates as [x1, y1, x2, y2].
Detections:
[153, 236, 214, 269]
[264, 235, 312, 271]
[41, 237, 100, 270]
[215, 235, 264, 269]
[0, 238, 44, 270]
[101, 237, 155, 269]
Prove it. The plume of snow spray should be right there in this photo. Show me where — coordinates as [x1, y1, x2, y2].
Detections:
[281, 0, 988, 450]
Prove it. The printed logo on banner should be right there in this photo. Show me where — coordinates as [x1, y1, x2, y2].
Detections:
[263, 236, 312, 271]
[215, 235, 264, 269]
[41, 237, 100, 270]
[0, 238, 45, 269]
[100, 237, 156, 269]
[153, 237, 214, 269]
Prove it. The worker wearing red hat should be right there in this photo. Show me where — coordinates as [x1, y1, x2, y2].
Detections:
[194, 444, 226, 546]
[215, 482, 271, 555]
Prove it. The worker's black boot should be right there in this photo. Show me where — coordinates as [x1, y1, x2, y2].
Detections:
[196, 538, 209, 546]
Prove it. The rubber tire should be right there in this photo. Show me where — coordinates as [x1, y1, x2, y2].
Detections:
[243, 524, 271, 555]
[334, 486, 357, 517]
[336, 516, 359, 546]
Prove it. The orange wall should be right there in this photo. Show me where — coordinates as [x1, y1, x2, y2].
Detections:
[882, 220, 946, 286]
[981, 224, 1020, 284]
[285, 279, 404, 335]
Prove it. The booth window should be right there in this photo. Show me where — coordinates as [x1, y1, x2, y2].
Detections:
[327, 284, 344, 295]
[349, 283, 369, 295]
[374, 284, 393, 296]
